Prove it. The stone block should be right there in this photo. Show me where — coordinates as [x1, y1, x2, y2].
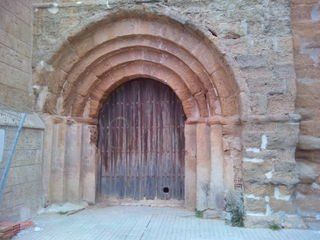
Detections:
[296, 161, 319, 184]
[2, 149, 41, 167]
[250, 94, 268, 115]
[292, 4, 314, 22]
[245, 69, 286, 95]
[244, 183, 274, 198]
[269, 198, 296, 214]
[203, 209, 221, 219]
[274, 161, 296, 172]
[267, 94, 295, 115]
[295, 64, 320, 79]
[0, 6, 32, 43]
[242, 131, 262, 149]
[0, 0, 32, 24]
[0, 43, 31, 73]
[305, 218, 320, 230]
[236, 54, 267, 69]
[0, 61, 31, 91]
[300, 119, 320, 137]
[281, 215, 307, 229]
[245, 213, 307, 229]
[266, 124, 299, 150]
[270, 171, 299, 186]
[244, 215, 275, 228]
[243, 160, 273, 183]
[298, 135, 320, 150]
[244, 198, 266, 213]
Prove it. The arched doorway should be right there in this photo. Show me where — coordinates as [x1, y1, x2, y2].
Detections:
[97, 79, 186, 204]
[39, 8, 242, 213]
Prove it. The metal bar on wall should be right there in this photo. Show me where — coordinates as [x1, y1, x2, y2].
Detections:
[0, 113, 27, 205]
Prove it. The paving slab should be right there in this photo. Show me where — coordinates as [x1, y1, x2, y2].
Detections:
[14, 206, 320, 240]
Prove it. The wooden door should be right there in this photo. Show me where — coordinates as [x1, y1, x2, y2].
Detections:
[98, 79, 185, 201]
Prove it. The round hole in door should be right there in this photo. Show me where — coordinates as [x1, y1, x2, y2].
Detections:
[163, 187, 169, 193]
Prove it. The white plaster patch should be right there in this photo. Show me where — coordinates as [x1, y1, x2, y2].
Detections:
[311, 182, 320, 190]
[272, 37, 278, 52]
[311, 4, 320, 22]
[243, 158, 264, 163]
[36, 61, 54, 72]
[300, 38, 320, 67]
[246, 147, 260, 153]
[0, 129, 5, 163]
[310, 48, 320, 66]
[241, 20, 248, 35]
[274, 187, 291, 201]
[260, 134, 268, 150]
[98, 0, 111, 8]
[265, 170, 273, 179]
[76, 1, 82, 4]
[48, 3, 59, 14]
[56, 96, 64, 115]
[83, 98, 92, 118]
[296, 192, 306, 200]
[266, 203, 272, 216]
[264, 196, 270, 203]
[32, 84, 41, 94]
[245, 194, 261, 200]
[246, 212, 266, 217]
[35, 86, 49, 112]
[34, 227, 42, 232]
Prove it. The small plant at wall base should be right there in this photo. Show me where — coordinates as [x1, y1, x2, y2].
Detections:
[225, 190, 244, 227]
[195, 209, 204, 218]
[269, 222, 281, 231]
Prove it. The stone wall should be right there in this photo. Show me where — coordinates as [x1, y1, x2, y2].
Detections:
[292, 0, 320, 229]
[0, 0, 44, 221]
[0, 116, 44, 221]
[31, 0, 305, 228]
[4, 0, 319, 228]
[0, 0, 34, 111]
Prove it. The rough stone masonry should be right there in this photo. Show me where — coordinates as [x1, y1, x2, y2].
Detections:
[0, 0, 319, 230]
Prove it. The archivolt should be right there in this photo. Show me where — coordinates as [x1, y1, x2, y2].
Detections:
[40, 9, 240, 120]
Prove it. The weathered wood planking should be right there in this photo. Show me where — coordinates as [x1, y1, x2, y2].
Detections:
[98, 79, 185, 201]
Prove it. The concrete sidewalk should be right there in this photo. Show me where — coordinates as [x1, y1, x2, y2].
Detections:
[14, 206, 320, 240]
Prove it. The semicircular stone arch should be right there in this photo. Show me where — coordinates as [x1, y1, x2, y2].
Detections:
[73, 61, 200, 118]
[39, 7, 243, 213]
[40, 11, 240, 118]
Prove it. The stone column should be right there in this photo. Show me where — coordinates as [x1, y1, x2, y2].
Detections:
[208, 123, 224, 210]
[196, 122, 211, 211]
[64, 123, 82, 201]
[42, 116, 54, 204]
[184, 123, 197, 209]
[81, 124, 97, 204]
[50, 120, 67, 203]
